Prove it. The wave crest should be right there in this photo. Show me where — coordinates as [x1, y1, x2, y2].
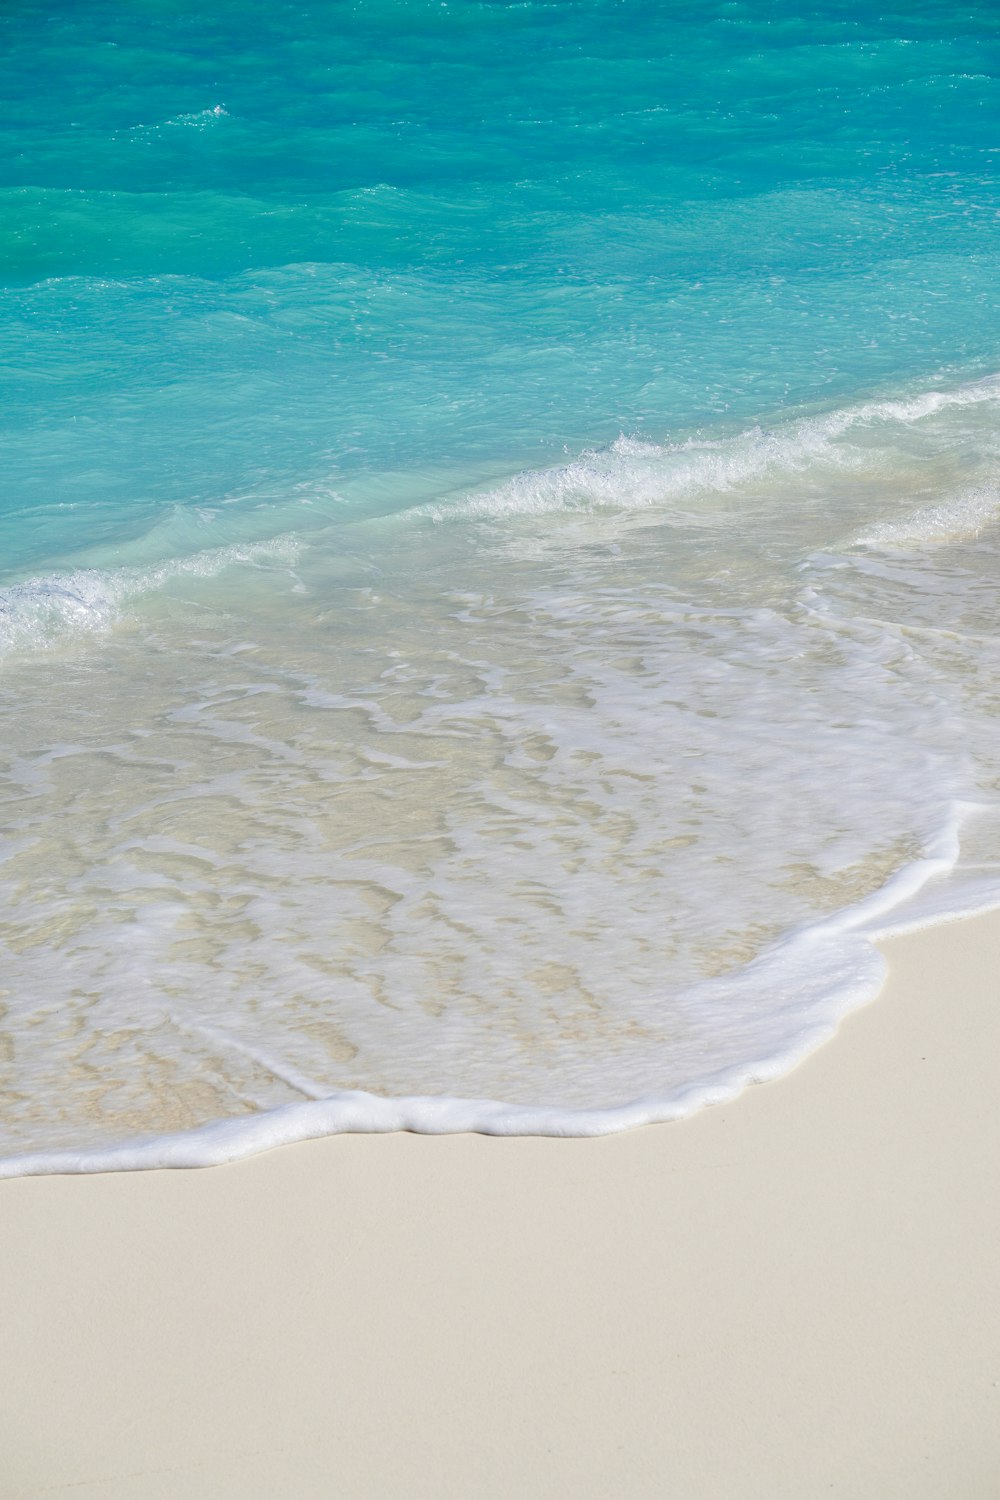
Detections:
[0, 536, 301, 656]
[424, 375, 1000, 523]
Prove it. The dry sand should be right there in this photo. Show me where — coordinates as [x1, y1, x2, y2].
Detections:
[3, 910, 1000, 1499]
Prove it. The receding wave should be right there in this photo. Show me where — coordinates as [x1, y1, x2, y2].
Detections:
[6, 370, 1000, 1174]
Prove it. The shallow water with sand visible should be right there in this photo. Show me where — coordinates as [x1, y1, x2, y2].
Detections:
[3, 0, 1000, 1170]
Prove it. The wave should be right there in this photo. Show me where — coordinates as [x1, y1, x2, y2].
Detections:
[0, 535, 301, 656]
[5, 371, 999, 656]
[5, 809, 1000, 1177]
[163, 105, 229, 128]
[855, 483, 1000, 549]
[4, 372, 999, 659]
[419, 374, 1000, 523]
[121, 105, 230, 141]
[6, 372, 1000, 1173]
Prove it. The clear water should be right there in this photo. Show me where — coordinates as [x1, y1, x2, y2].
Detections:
[3, 0, 1000, 1171]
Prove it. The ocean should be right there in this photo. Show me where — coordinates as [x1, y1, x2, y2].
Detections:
[3, 0, 1000, 1172]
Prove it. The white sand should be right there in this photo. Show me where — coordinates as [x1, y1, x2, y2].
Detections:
[3, 911, 1000, 1499]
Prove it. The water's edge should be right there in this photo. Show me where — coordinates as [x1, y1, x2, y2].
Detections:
[6, 824, 997, 1178]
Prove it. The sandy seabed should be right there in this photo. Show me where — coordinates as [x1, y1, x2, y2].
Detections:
[3, 910, 999, 1498]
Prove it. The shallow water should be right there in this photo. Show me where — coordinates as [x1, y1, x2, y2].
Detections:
[3, 0, 1000, 1169]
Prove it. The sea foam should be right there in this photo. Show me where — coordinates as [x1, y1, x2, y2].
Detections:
[423, 376, 1000, 523]
[5, 375, 1000, 1172]
[0, 536, 302, 655]
[5, 0, 1000, 1174]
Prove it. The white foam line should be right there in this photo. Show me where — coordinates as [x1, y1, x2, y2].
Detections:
[6, 801, 1000, 1178]
[0, 1062, 854, 1179]
[418, 373, 1000, 524]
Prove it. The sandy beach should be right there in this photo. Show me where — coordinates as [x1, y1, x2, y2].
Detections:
[3, 909, 999, 1499]
[7, 5, 1000, 1497]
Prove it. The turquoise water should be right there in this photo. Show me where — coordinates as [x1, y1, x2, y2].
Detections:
[3, 0, 999, 571]
[4, 1, 1000, 1169]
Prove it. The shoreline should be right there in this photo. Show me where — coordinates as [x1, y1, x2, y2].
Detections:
[4, 868, 993, 1180]
[4, 910, 1000, 1497]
